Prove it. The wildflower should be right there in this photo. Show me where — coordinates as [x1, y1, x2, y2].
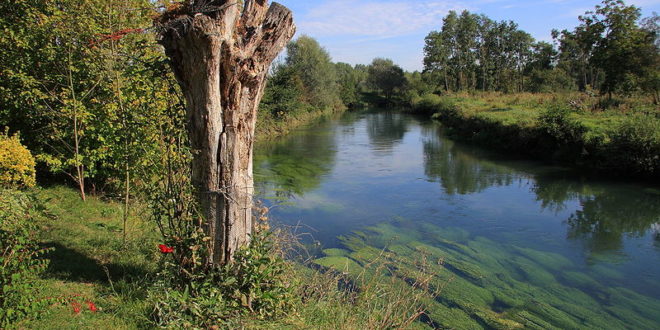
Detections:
[158, 244, 174, 254]
[87, 301, 98, 312]
[72, 302, 82, 314]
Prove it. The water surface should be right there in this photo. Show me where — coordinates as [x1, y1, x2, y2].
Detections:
[255, 110, 660, 329]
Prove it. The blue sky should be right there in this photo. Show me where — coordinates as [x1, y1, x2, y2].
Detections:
[274, 0, 660, 71]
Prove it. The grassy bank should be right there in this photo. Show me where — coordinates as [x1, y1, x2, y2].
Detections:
[256, 105, 345, 141]
[407, 92, 660, 181]
[7, 186, 426, 329]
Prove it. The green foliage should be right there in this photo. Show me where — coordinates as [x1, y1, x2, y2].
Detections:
[285, 35, 341, 109]
[424, 10, 535, 93]
[367, 58, 406, 101]
[0, 0, 179, 194]
[607, 114, 660, 174]
[148, 231, 295, 328]
[410, 93, 444, 115]
[0, 190, 51, 328]
[538, 105, 586, 145]
[335, 62, 368, 108]
[420, 92, 658, 178]
[587, 0, 658, 95]
[0, 131, 36, 188]
[526, 68, 577, 93]
[423, 1, 659, 98]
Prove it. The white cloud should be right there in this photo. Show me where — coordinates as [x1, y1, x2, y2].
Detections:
[298, 0, 469, 38]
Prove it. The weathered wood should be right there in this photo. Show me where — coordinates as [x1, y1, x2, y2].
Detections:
[158, 1, 295, 265]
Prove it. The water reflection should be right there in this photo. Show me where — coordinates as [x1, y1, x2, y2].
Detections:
[566, 189, 660, 256]
[254, 122, 337, 199]
[257, 111, 660, 258]
[366, 111, 409, 155]
[422, 124, 517, 195]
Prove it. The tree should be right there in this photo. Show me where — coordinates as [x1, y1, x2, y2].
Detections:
[335, 62, 366, 108]
[0, 0, 170, 201]
[588, 0, 652, 96]
[157, 0, 295, 265]
[286, 35, 339, 109]
[424, 10, 536, 93]
[367, 58, 406, 101]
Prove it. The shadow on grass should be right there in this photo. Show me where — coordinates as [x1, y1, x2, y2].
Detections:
[42, 242, 150, 285]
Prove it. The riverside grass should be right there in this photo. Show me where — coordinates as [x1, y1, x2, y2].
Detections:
[15, 186, 430, 329]
[408, 92, 660, 180]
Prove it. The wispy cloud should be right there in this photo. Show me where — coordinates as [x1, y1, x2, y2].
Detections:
[298, 0, 469, 38]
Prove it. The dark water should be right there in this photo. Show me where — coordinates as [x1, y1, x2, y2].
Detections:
[254, 110, 660, 329]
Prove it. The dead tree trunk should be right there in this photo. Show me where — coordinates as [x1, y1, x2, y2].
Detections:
[157, 0, 295, 266]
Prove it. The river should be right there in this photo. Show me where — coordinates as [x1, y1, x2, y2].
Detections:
[254, 109, 660, 329]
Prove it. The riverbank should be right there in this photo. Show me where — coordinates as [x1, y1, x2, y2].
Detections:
[256, 105, 347, 141]
[406, 92, 659, 181]
[8, 186, 424, 328]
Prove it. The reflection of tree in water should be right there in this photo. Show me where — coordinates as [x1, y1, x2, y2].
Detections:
[421, 125, 517, 195]
[530, 170, 660, 255]
[531, 172, 588, 212]
[366, 111, 409, 155]
[565, 189, 660, 255]
[254, 127, 337, 198]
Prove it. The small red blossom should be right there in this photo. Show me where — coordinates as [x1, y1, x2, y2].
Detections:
[158, 244, 174, 254]
[87, 301, 98, 312]
[72, 302, 82, 314]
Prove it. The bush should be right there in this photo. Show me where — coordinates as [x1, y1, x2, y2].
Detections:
[538, 105, 585, 145]
[607, 115, 660, 175]
[0, 189, 51, 328]
[412, 93, 443, 114]
[148, 231, 295, 328]
[0, 131, 36, 188]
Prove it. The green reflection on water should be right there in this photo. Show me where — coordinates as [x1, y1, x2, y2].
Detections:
[255, 110, 660, 328]
[254, 119, 337, 200]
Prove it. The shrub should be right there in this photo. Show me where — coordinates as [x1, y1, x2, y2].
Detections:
[608, 115, 660, 175]
[537, 105, 585, 145]
[412, 93, 443, 115]
[0, 131, 36, 188]
[0, 189, 51, 328]
[148, 231, 295, 328]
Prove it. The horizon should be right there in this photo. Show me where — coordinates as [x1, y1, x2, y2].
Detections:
[275, 0, 660, 71]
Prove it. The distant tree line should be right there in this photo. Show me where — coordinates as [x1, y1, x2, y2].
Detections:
[423, 0, 659, 100]
[261, 35, 409, 119]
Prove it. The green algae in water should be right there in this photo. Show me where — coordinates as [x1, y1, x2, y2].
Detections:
[322, 248, 350, 257]
[313, 222, 660, 329]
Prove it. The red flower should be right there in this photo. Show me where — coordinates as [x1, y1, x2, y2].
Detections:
[158, 244, 174, 254]
[87, 301, 98, 312]
[72, 302, 82, 314]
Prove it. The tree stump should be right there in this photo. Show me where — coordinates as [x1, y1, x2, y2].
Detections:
[157, 0, 295, 265]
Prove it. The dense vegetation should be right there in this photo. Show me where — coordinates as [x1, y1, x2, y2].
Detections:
[1, 0, 658, 328]
[402, 0, 659, 179]
[0, 0, 419, 328]
[422, 0, 659, 97]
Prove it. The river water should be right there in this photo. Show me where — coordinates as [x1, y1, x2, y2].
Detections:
[254, 110, 660, 329]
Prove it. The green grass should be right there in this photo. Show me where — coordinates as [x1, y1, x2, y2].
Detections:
[412, 92, 660, 179]
[19, 186, 159, 329]
[14, 186, 430, 329]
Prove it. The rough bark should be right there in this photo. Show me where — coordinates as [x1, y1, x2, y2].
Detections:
[158, 0, 295, 265]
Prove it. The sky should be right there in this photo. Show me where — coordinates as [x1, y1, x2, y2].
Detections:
[274, 0, 660, 71]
